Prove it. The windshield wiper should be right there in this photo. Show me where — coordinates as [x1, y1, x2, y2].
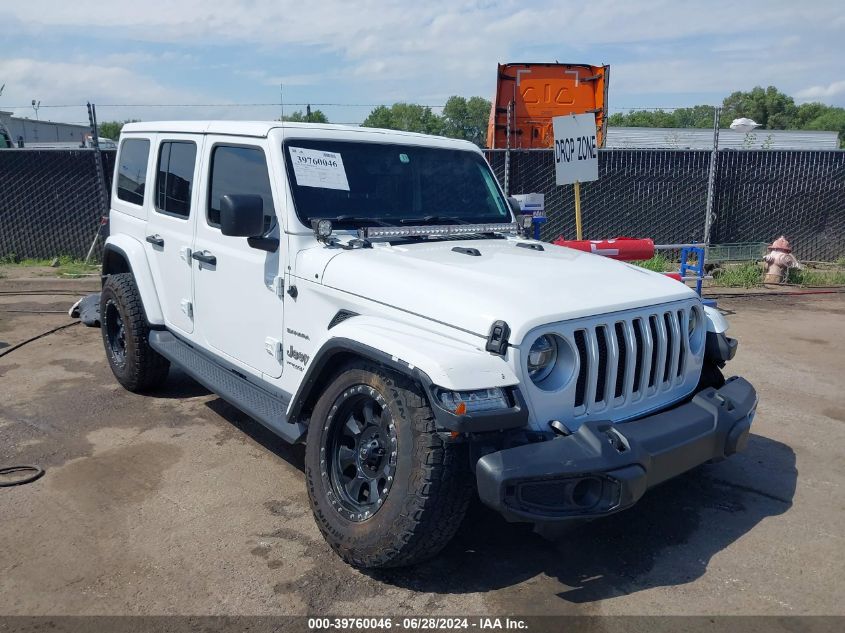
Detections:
[332, 215, 393, 227]
[399, 215, 470, 225]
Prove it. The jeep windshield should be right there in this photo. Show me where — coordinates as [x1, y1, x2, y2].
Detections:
[282, 140, 511, 230]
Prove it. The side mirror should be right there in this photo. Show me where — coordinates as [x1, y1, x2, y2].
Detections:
[220, 194, 264, 237]
[507, 196, 522, 216]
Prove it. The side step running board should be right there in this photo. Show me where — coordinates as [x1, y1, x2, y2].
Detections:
[149, 330, 305, 444]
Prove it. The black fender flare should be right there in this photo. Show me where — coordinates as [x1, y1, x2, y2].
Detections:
[288, 338, 528, 433]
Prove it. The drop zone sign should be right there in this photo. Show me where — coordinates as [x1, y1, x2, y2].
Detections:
[552, 114, 599, 185]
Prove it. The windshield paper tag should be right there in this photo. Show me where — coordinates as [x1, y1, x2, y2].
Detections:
[289, 147, 349, 191]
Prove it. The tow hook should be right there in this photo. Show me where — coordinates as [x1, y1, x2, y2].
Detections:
[603, 427, 630, 453]
[548, 420, 571, 436]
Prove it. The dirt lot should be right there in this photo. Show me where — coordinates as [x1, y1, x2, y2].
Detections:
[1, 268, 843, 616]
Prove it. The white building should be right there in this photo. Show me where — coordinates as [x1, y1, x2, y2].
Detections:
[606, 126, 840, 150]
[0, 110, 91, 146]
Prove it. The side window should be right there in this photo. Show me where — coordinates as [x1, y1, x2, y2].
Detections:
[207, 145, 275, 230]
[116, 138, 150, 205]
[155, 141, 197, 218]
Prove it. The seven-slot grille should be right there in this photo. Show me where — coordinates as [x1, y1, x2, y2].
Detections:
[570, 307, 694, 416]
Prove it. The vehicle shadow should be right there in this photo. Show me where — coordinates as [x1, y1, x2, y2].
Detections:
[204, 395, 307, 471]
[150, 367, 214, 399]
[143, 370, 306, 467]
[190, 379, 796, 605]
[370, 433, 796, 604]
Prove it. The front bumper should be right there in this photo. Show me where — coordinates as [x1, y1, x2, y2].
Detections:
[475, 376, 757, 522]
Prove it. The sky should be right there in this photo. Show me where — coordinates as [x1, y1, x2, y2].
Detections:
[0, 0, 843, 126]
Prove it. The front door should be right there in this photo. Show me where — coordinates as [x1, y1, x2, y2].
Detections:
[144, 135, 200, 335]
[192, 139, 285, 379]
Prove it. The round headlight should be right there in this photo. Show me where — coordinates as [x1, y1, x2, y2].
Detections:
[688, 307, 699, 339]
[527, 335, 557, 383]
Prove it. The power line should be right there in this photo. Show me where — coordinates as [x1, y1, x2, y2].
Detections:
[611, 105, 719, 111]
[3, 101, 722, 112]
[1, 102, 448, 109]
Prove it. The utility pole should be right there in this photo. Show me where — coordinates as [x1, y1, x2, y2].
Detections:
[31, 99, 41, 121]
[703, 106, 721, 252]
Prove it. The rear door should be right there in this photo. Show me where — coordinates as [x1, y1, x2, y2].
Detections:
[144, 135, 202, 335]
[191, 139, 285, 378]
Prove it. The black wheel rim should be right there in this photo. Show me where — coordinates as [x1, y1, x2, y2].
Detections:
[322, 384, 397, 522]
[104, 299, 127, 368]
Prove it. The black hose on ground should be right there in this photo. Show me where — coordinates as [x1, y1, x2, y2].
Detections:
[0, 321, 81, 359]
[0, 310, 69, 314]
[0, 291, 95, 296]
[0, 466, 45, 487]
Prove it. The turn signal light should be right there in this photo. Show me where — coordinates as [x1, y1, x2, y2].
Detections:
[438, 388, 508, 415]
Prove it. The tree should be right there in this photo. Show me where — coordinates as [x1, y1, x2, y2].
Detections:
[98, 120, 139, 140]
[793, 102, 832, 128]
[800, 105, 845, 147]
[607, 86, 845, 147]
[440, 96, 491, 146]
[607, 107, 715, 128]
[362, 102, 442, 135]
[281, 107, 328, 123]
[672, 105, 719, 128]
[720, 86, 797, 129]
[361, 97, 492, 145]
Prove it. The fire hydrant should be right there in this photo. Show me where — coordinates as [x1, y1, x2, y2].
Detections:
[763, 236, 800, 283]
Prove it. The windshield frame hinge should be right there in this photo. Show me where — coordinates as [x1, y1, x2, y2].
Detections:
[486, 320, 511, 356]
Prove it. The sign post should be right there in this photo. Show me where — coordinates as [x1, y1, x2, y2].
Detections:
[574, 182, 583, 240]
[553, 114, 599, 240]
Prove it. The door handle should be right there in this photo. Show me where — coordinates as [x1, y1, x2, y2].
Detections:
[145, 234, 165, 247]
[191, 250, 217, 266]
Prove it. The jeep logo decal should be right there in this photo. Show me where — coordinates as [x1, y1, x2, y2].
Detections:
[287, 345, 310, 366]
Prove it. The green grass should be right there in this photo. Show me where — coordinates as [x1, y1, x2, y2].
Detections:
[0, 254, 100, 278]
[787, 268, 845, 287]
[632, 254, 672, 272]
[712, 262, 763, 288]
[836, 256, 845, 268]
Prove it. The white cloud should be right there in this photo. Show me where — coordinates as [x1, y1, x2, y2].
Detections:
[237, 69, 327, 87]
[4, 1, 840, 58]
[795, 80, 845, 101]
[0, 58, 218, 121]
[611, 57, 814, 100]
[1, 0, 843, 118]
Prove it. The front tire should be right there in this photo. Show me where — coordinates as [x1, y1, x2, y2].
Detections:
[100, 273, 170, 392]
[305, 361, 473, 568]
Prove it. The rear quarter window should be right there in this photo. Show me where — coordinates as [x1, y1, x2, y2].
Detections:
[116, 138, 151, 206]
[155, 141, 197, 218]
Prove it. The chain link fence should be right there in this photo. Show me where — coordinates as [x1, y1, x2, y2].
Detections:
[710, 150, 845, 261]
[485, 148, 844, 261]
[0, 149, 114, 260]
[0, 146, 842, 262]
[487, 149, 711, 246]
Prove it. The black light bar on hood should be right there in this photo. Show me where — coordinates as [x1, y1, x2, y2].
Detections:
[358, 222, 519, 240]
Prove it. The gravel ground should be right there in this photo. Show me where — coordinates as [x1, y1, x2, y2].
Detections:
[1, 269, 843, 617]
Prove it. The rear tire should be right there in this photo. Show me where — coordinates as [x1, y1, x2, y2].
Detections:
[100, 273, 169, 392]
[305, 361, 474, 568]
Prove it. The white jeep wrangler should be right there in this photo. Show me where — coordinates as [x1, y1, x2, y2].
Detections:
[101, 121, 757, 568]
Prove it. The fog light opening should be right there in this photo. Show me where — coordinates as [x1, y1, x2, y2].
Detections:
[571, 477, 602, 509]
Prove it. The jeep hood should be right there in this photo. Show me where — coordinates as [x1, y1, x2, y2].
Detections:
[318, 239, 697, 344]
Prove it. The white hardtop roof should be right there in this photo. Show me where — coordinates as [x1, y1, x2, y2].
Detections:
[120, 120, 478, 150]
